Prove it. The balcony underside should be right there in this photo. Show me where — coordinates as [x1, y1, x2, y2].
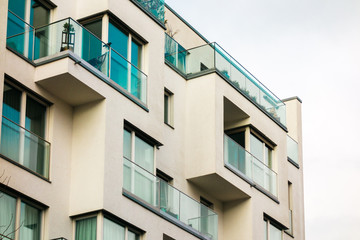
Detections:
[34, 52, 105, 106]
[188, 173, 250, 202]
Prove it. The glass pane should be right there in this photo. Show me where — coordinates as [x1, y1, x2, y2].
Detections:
[250, 134, 263, 161]
[123, 129, 131, 160]
[269, 224, 282, 240]
[109, 22, 128, 59]
[131, 40, 141, 68]
[25, 96, 46, 138]
[186, 44, 215, 75]
[110, 49, 129, 90]
[159, 179, 180, 219]
[103, 218, 125, 240]
[30, 0, 50, 28]
[130, 64, 146, 102]
[164, 94, 169, 123]
[134, 136, 154, 173]
[2, 83, 21, 123]
[1, 84, 21, 163]
[264, 145, 272, 168]
[224, 135, 252, 179]
[75, 217, 97, 240]
[0, 192, 16, 240]
[128, 230, 139, 240]
[82, 20, 103, 62]
[19, 202, 41, 240]
[8, 0, 26, 19]
[264, 221, 268, 240]
[287, 136, 299, 164]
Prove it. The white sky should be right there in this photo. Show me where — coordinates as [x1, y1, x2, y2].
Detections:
[165, 0, 360, 239]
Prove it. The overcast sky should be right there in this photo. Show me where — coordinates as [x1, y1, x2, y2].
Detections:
[165, 0, 360, 239]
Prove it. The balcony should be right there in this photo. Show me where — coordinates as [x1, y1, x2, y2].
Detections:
[123, 158, 218, 240]
[131, 0, 165, 24]
[0, 116, 50, 179]
[6, 11, 147, 105]
[287, 135, 299, 166]
[224, 134, 277, 197]
[165, 34, 286, 128]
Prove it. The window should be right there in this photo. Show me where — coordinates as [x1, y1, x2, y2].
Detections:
[123, 128, 154, 173]
[250, 133, 272, 168]
[264, 220, 282, 240]
[0, 82, 50, 178]
[109, 21, 145, 100]
[0, 191, 42, 240]
[250, 132, 276, 195]
[164, 89, 174, 126]
[123, 127, 156, 205]
[286, 182, 293, 235]
[75, 215, 140, 240]
[7, 0, 51, 58]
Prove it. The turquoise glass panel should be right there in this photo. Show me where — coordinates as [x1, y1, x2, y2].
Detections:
[110, 49, 129, 90]
[82, 20, 102, 63]
[109, 22, 128, 58]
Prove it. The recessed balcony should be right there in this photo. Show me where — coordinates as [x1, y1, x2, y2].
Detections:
[123, 158, 218, 240]
[287, 135, 299, 167]
[224, 134, 277, 197]
[165, 33, 286, 128]
[6, 11, 147, 106]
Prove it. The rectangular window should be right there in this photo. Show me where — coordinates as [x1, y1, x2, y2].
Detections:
[75, 215, 140, 240]
[108, 21, 145, 102]
[123, 127, 156, 205]
[0, 82, 50, 179]
[0, 191, 42, 240]
[286, 182, 294, 235]
[264, 220, 282, 240]
[250, 132, 277, 195]
[164, 89, 174, 127]
[75, 217, 97, 240]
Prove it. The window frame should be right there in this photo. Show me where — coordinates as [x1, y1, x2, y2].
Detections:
[264, 219, 283, 240]
[73, 212, 142, 240]
[1, 79, 51, 179]
[108, 18, 145, 70]
[250, 130, 274, 169]
[0, 189, 45, 240]
[164, 89, 174, 127]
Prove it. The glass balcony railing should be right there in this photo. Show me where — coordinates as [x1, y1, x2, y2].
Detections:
[287, 135, 299, 165]
[0, 116, 50, 178]
[6, 12, 147, 104]
[123, 158, 218, 239]
[224, 134, 277, 196]
[165, 34, 286, 127]
[133, 0, 165, 23]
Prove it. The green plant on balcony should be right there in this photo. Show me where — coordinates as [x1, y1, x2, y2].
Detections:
[61, 22, 75, 51]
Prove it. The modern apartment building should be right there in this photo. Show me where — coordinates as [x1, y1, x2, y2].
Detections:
[0, 0, 305, 240]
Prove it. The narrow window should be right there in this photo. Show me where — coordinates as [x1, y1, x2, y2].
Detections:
[164, 89, 174, 127]
[286, 182, 294, 235]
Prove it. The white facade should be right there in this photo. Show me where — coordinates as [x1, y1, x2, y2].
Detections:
[0, 0, 305, 240]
